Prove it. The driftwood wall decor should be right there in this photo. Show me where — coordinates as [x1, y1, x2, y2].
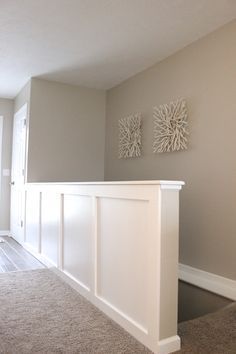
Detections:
[153, 98, 188, 153]
[118, 113, 142, 158]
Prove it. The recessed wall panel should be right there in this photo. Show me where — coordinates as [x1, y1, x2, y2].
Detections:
[63, 195, 93, 290]
[97, 197, 149, 329]
[25, 191, 40, 250]
[41, 192, 60, 265]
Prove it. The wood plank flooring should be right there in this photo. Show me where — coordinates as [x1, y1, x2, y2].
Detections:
[0, 236, 45, 272]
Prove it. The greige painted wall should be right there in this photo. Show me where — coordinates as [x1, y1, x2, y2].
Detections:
[0, 98, 13, 230]
[27, 78, 106, 182]
[105, 20, 236, 280]
[14, 81, 31, 113]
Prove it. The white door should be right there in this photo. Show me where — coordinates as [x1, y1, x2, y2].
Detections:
[10, 104, 27, 244]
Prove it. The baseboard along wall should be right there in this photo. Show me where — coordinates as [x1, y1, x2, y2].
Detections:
[179, 263, 236, 301]
[0, 230, 10, 236]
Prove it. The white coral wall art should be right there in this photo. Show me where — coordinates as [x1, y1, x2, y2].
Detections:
[118, 113, 142, 158]
[153, 98, 188, 153]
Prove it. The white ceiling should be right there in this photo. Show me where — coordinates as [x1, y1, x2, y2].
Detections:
[1, 0, 236, 98]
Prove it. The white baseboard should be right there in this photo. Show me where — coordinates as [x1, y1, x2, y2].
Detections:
[158, 335, 180, 354]
[0, 230, 10, 236]
[179, 263, 236, 301]
[23, 242, 57, 268]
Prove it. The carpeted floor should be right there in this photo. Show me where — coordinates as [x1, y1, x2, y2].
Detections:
[176, 302, 236, 354]
[0, 268, 235, 354]
[0, 269, 150, 354]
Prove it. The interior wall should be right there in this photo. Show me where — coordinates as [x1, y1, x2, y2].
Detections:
[14, 80, 31, 114]
[27, 78, 106, 182]
[105, 20, 236, 280]
[0, 98, 14, 231]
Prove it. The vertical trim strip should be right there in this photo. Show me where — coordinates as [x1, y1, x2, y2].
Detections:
[38, 191, 42, 253]
[59, 193, 64, 270]
[93, 196, 98, 296]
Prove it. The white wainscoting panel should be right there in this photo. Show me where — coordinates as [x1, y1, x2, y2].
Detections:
[25, 190, 40, 251]
[41, 192, 60, 266]
[159, 190, 179, 340]
[20, 181, 184, 354]
[63, 194, 93, 291]
[97, 197, 149, 331]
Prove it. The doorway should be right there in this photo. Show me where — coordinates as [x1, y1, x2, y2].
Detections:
[10, 104, 27, 244]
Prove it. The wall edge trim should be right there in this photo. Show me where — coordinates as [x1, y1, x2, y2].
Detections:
[179, 263, 236, 301]
[158, 335, 181, 354]
[0, 230, 10, 236]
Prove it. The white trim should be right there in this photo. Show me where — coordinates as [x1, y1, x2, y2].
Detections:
[51, 266, 92, 300]
[26, 180, 185, 186]
[158, 335, 181, 354]
[179, 263, 236, 301]
[160, 184, 183, 190]
[96, 294, 148, 334]
[63, 269, 91, 293]
[10, 104, 28, 242]
[0, 230, 10, 236]
[23, 242, 56, 268]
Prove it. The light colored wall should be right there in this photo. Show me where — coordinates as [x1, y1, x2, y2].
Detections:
[105, 20, 236, 280]
[14, 81, 31, 113]
[27, 78, 106, 182]
[0, 98, 14, 231]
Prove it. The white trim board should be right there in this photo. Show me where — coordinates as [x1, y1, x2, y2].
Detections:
[0, 230, 10, 236]
[158, 336, 180, 354]
[179, 263, 236, 301]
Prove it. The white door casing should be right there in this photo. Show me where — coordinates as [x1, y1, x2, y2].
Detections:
[10, 104, 27, 243]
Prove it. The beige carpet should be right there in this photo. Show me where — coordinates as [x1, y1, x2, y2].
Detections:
[0, 268, 235, 354]
[0, 269, 151, 354]
[177, 302, 236, 354]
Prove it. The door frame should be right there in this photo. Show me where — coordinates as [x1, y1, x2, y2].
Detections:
[10, 103, 29, 243]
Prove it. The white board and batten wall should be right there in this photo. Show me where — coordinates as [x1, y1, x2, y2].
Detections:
[17, 180, 184, 354]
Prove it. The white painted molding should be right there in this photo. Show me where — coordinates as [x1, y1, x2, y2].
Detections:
[25, 180, 184, 186]
[23, 242, 56, 268]
[52, 267, 92, 301]
[158, 336, 180, 354]
[179, 263, 236, 301]
[0, 230, 10, 236]
[160, 184, 184, 190]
